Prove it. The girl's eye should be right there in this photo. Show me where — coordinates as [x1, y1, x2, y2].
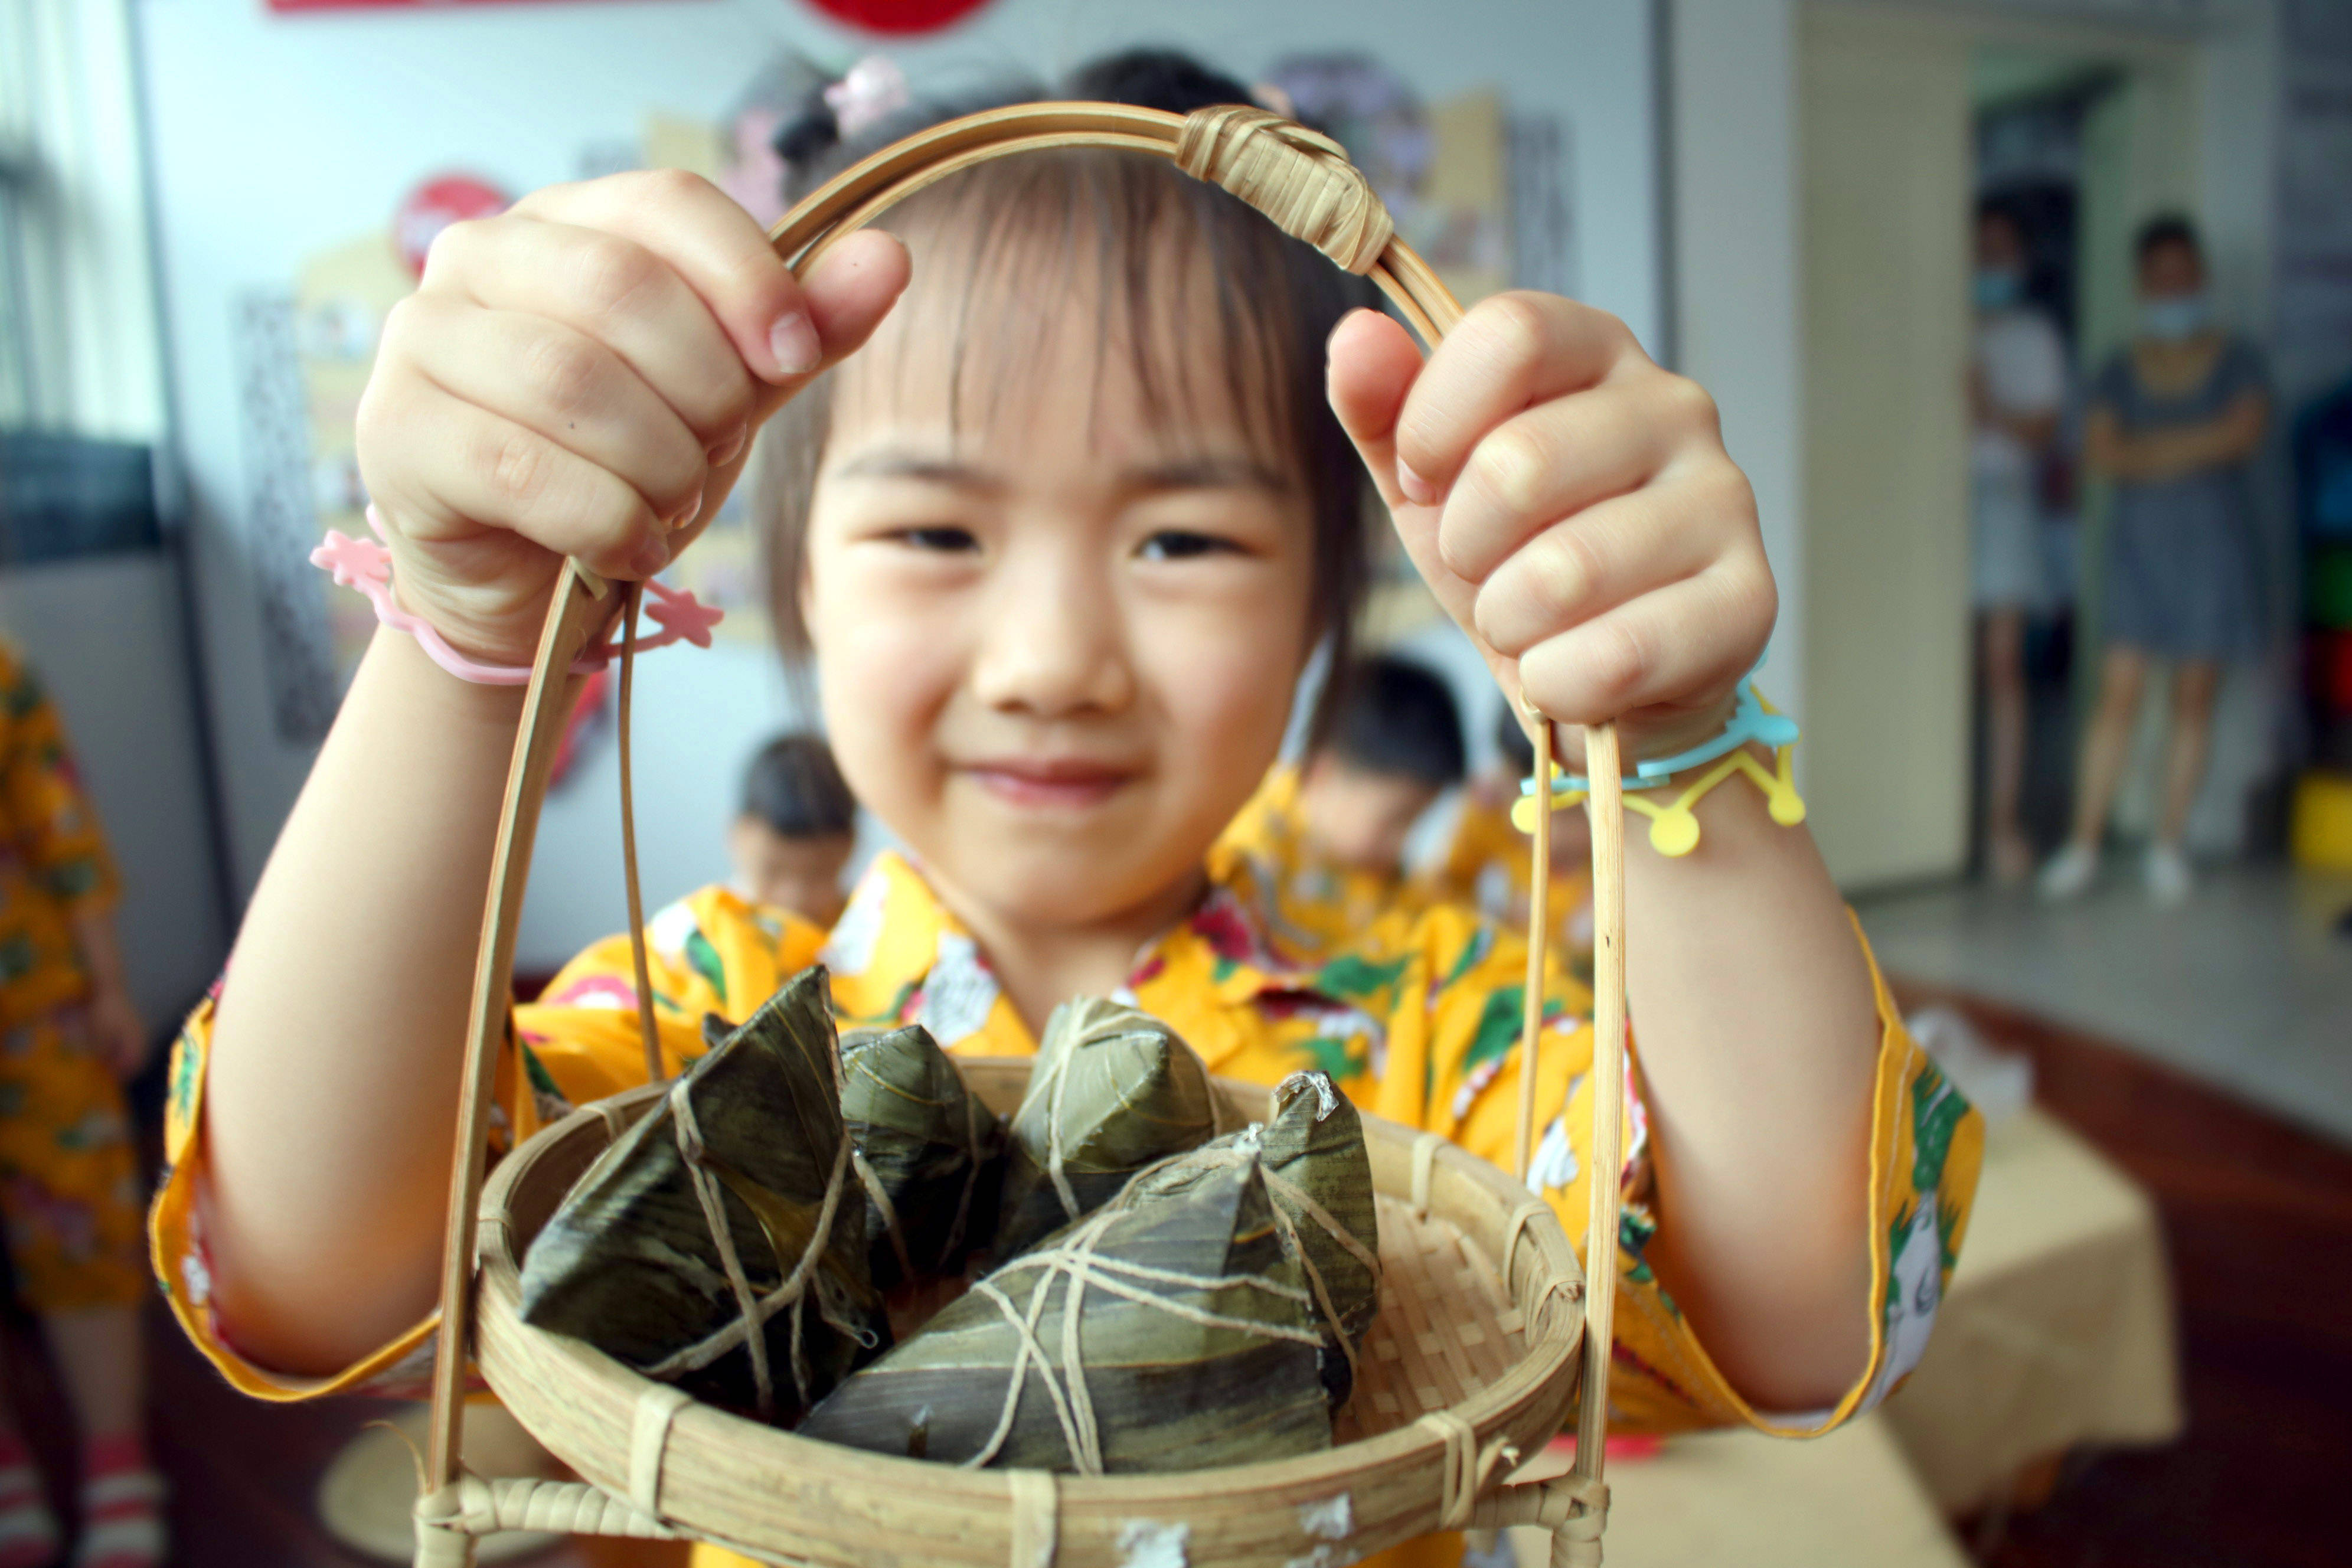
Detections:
[889, 525, 980, 553]
[1138, 529, 1242, 561]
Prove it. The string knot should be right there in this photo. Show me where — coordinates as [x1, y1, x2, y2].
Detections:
[1175, 105, 1394, 274]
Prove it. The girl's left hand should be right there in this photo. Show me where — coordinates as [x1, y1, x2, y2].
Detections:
[1326, 293, 1776, 766]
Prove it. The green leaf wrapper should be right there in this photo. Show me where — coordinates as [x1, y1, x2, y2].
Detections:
[839, 1024, 1006, 1289]
[518, 966, 888, 1423]
[994, 997, 1220, 1260]
[799, 1148, 1330, 1471]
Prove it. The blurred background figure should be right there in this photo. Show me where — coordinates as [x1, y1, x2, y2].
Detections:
[0, 642, 161, 1568]
[1968, 197, 2068, 886]
[2040, 215, 2271, 907]
[1217, 654, 1464, 944]
[1422, 705, 1593, 971]
[729, 733, 858, 929]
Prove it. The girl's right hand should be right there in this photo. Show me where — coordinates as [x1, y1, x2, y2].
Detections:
[356, 171, 909, 667]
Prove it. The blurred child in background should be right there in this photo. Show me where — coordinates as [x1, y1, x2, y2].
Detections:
[0, 643, 161, 1568]
[729, 733, 858, 928]
[1214, 653, 1464, 943]
[1423, 704, 1593, 971]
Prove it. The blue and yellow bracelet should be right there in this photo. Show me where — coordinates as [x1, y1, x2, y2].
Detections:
[1511, 679, 1805, 856]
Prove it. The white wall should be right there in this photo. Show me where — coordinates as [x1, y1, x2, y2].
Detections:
[1668, 0, 1808, 726]
[134, 0, 1662, 970]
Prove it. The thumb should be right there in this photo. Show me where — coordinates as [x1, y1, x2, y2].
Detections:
[1327, 306, 1521, 701]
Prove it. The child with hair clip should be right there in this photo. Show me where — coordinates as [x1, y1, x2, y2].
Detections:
[153, 48, 1982, 1568]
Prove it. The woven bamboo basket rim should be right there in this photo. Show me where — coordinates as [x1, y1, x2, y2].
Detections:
[469, 1066, 1586, 1567]
[417, 97, 1632, 1568]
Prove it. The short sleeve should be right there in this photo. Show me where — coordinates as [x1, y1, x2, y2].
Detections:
[1423, 909, 1983, 1436]
[149, 884, 822, 1402]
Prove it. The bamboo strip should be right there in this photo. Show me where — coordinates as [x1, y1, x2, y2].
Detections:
[1572, 725, 1628, 1497]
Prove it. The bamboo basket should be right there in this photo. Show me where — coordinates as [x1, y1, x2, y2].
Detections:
[413, 100, 1632, 1568]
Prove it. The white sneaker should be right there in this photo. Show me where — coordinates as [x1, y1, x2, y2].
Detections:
[2037, 842, 2099, 901]
[2144, 842, 2193, 907]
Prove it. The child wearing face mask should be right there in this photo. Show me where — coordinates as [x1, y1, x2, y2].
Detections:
[1968, 200, 2067, 886]
[2040, 213, 2271, 906]
[152, 50, 1982, 1568]
[1213, 653, 1464, 948]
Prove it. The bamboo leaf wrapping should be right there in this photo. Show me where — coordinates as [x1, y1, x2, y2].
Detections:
[994, 997, 1220, 1259]
[798, 1151, 1330, 1471]
[839, 1024, 1006, 1288]
[518, 967, 888, 1422]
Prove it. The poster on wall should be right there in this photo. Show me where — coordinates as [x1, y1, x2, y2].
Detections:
[1266, 53, 1574, 644]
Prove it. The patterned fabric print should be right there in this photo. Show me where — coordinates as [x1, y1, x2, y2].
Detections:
[1210, 766, 1435, 961]
[152, 847, 1982, 1436]
[0, 1015, 145, 1311]
[1420, 792, 1592, 979]
[0, 643, 119, 1026]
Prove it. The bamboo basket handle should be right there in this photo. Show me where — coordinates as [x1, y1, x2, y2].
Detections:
[420, 99, 1627, 1556]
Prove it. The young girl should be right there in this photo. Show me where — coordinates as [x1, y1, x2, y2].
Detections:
[153, 50, 1979, 1566]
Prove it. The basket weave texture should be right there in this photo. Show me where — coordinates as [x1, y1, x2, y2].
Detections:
[469, 1066, 1586, 1568]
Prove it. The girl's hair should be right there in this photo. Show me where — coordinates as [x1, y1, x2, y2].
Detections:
[754, 48, 1378, 716]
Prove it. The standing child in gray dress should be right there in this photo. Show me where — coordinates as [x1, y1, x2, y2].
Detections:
[2040, 214, 2269, 906]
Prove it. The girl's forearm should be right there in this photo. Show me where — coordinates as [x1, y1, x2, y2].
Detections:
[205, 626, 533, 1374]
[1615, 756, 1879, 1411]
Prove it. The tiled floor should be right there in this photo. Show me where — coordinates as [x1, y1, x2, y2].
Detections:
[1857, 863, 2352, 1144]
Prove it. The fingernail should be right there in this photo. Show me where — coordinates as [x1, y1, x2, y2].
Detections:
[707, 426, 747, 468]
[665, 484, 705, 532]
[631, 536, 671, 578]
[768, 310, 821, 376]
[1397, 460, 1438, 506]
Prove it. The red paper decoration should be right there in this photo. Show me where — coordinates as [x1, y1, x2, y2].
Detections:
[801, 0, 993, 35]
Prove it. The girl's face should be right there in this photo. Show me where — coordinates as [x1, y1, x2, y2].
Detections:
[801, 257, 1318, 936]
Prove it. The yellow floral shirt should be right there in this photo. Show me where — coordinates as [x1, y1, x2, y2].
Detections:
[1422, 789, 1593, 968]
[1211, 766, 1436, 953]
[0, 642, 118, 1023]
[153, 842, 1981, 1438]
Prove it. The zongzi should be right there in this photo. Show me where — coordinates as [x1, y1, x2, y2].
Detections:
[993, 997, 1220, 1259]
[1118, 1071, 1380, 1404]
[520, 966, 887, 1423]
[839, 1023, 1004, 1289]
[798, 1147, 1330, 1471]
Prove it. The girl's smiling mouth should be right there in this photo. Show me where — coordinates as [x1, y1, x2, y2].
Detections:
[959, 756, 1137, 810]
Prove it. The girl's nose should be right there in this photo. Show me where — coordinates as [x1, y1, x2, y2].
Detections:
[968, 532, 1135, 718]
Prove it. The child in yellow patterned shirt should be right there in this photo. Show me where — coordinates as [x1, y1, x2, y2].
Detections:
[156, 47, 1981, 1568]
[0, 642, 164, 1568]
[1214, 652, 1465, 948]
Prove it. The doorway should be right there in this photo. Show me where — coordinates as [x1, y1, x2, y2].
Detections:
[1796, 1, 2202, 890]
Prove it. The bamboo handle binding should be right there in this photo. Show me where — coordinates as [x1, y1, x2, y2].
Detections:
[421, 98, 1628, 1562]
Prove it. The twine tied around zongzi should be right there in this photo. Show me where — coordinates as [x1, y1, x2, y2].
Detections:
[1175, 104, 1394, 275]
[961, 1198, 1324, 1474]
[1116, 1138, 1383, 1390]
[645, 1061, 863, 1422]
[848, 1060, 994, 1283]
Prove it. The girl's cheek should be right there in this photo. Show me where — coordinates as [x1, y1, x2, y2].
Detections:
[808, 553, 964, 814]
